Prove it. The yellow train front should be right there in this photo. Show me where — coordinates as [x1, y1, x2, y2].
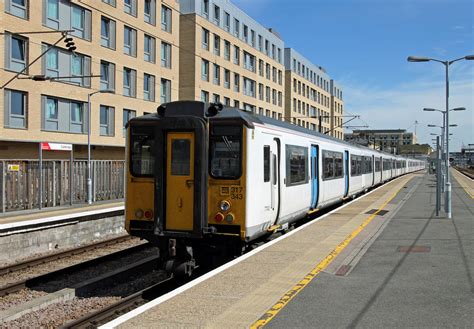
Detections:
[125, 101, 249, 275]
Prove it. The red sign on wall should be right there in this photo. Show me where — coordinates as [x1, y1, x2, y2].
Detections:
[41, 142, 73, 151]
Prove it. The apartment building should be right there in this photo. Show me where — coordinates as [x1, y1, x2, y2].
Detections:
[284, 48, 344, 140]
[0, 0, 179, 160]
[179, 0, 285, 118]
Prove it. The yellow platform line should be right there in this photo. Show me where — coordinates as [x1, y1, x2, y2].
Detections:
[251, 180, 409, 328]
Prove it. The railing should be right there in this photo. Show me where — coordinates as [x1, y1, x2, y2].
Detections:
[0, 160, 125, 213]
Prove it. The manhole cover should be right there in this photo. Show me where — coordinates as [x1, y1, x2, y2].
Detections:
[397, 246, 431, 253]
[365, 209, 389, 216]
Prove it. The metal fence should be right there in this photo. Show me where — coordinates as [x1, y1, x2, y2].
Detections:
[0, 160, 125, 213]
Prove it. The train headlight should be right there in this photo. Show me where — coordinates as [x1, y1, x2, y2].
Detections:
[219, 200, 231, 212]
[215, 212, 224, 223]
[135, 209, 144, 219]
[225, 213, 235, 223]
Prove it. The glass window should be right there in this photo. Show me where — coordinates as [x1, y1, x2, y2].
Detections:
[123, 109, 136, 136]
[202, 0, 209, 17]
[100, 105, 114, 136]
[161, 5, 171, 32]
[161, 42, 171, 68]
[144, 34, 155, 63]
[202, 28, 209, 50]
[101, 16, 115, 49]
[72, 7, 84, 38]
[123, 67, 136, 97]
[100, 60, 114, 91]
[160, 78, 171, 103]
[123, 26, 136, 56]
[11, 36, 26, 67]
[4, 89, 27, 128]
[130, 125, 155, 177]
[201, 59, 209, 81]
[286, 145, 308, 186]
[263, 145, 270, 182]
[171, 139, 191, 176]
[47, 0, 58, 19]
[144, 0, 156, 24]
[144, 73, 155, 101]
[209, 125, 242, 179]
[46, 98, 58, 119]
[46, 48, 58, 77]
[7, 0, 28, 19]
[224, 12, 230, 31]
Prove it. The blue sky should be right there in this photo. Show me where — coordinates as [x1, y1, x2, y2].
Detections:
[233, 0, 474, 151]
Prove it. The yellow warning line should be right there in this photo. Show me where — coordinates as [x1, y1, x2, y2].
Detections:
[250, 178, 410, 328]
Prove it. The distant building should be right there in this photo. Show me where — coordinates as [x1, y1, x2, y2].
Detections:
[344, 129, 417, 154]
[450, 145, 474, 167]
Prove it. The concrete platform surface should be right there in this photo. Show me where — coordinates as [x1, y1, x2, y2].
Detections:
[107, 172, 429, 328]
[0, 200, 124, 228]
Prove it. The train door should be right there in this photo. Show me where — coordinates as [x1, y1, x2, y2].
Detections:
[343, 150, 349, 198]
[311, 145, 319, 208]
[264, 139, 280, 224]
[165, 132, 194, 231]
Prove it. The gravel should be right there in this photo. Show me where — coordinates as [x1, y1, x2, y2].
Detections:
[0, 289, 47, 311]
[0, 296, 121, 329]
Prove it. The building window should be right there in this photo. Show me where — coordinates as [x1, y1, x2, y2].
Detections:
[213, 64, 220, 85]
[160, 78, 171, 103]
[233, 45, 240, 65]
[144, 34, 156, 63]
[44, 0, 91, 41]
[202, 28, 209, 50]
[213, 34, 220, 55]
[100, 105, 114, 136]
[123, 109, 136, 136]
[234, 100, 240, 108]
[123, 25, 137, 57]
[4, 89, 27, 129]
[233, 18, 239, 37]
[213, 93, 220, 103]
[265, 86, 270, 102]
[243, 77, 256, 97]
[213, 4, 220, 25]
[124, 0, 137, 16]
[143, 73, 155, 102]
[224, 69, 230, 89]
[41, 95, 86, 133]
[101, 16, 116, 49]
[234, 73, 240, 92]
[243, 52, 255, 72]
[250, 30, 256, 47]
[201, 90, 209, 102]
[201, 59, 209, 81]
[102, 0, 116, 6]
[224, 11, 230, 31]
[5, 34, 27, 73]
[224, 40, 230, 60]
[100, 60, 115, 91]
[258, 83, 263, 100]
[224, 97, 230, 106]
[144, 0, 156, 25]
[43, 44, 91, 87]
[123, 67, 136, 97]
[243, 25, 248, 43]
[161, 42, 171, 68]
[5, 0, 28, 19]
[202, 0, 209, 18]
[258, 35, 263, 51]
[161, 5, 172, 32]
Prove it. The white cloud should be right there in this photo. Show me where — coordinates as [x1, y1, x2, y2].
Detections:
[339, 65, 474, 151]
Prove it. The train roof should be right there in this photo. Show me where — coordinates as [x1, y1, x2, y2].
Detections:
[130, 101, 421, 161]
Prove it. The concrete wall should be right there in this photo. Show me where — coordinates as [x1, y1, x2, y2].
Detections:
[0, 214, 125, 263]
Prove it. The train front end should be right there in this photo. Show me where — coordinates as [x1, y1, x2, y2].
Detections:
[125, 101, 252, 275]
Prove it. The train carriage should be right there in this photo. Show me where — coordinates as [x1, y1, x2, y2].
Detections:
[125, 101, 424, 275]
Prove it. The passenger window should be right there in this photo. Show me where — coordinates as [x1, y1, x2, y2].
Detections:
[263, 146, 270, 182]
[130, 125, 155, 177]
[286, 144, 308, 186]
[272, 154, 277, 185]
[334, 153, 343, 178]
[171, 139, 190, 176]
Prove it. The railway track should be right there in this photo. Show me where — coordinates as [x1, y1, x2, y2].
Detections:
[454, 166, 474, 180]
[0, 242, 153, 297]
[0, 235, 133, 277]
[61, 277, 178, 329]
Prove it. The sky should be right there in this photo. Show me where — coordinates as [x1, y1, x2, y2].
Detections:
[233, 0, 474, 151]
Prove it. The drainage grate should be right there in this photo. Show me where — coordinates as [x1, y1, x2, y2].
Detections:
[397, 246, 431, 253]
[365, 209, 389, 216]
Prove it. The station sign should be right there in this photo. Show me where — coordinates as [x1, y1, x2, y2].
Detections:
[7, 164, 20, 172]
[41, 142, 73, 151]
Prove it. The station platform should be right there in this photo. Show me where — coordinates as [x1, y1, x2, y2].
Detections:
[106, 170, 473, 328]
[0, 200, 123, 229]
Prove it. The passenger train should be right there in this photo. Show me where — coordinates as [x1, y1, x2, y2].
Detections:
[125, 101, 424, 275]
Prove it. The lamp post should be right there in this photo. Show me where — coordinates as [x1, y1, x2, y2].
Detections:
[408, 55, 473, 218]
[87, 89, 113, 205]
